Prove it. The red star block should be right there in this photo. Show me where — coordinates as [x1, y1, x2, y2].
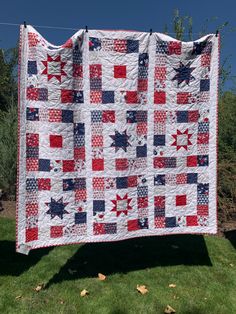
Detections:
[42, 55, 67, 82]
[114, 65, 126, 78]
[176, 195, 187, 206]
[50, 135, 63, 148]
[111, 193, 132, 216]
[172, 129, 192, 151]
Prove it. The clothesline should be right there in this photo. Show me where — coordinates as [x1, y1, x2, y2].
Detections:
[0, 21, 225, 35]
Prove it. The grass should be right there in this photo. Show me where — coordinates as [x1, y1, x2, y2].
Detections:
[0, 217, 236, 314]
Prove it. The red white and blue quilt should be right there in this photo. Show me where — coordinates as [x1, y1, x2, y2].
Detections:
[16, 25, 219, 254]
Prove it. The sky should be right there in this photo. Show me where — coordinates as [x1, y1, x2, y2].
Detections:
[0, 0, 235, 89]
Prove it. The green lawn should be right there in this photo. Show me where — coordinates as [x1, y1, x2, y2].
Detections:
[0, 217, 236, 314]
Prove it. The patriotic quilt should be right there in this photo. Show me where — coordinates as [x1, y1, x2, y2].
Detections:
[17, 25, 219, 254]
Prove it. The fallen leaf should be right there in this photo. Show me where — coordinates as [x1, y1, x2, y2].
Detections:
[98, 273, 106, 281]
[169, 284, 176, 288]
[136, 284, 148, 295]
[229, 263, 234, 267]
[164, 305, 176, 313]
[33, 284, 44, 292]
[80, 289, 89, 297]
[59, 299, 65, 304]
[15, 295, 22, 300]
[68, 268, 77, 275]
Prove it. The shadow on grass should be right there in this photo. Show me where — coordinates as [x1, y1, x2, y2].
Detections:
[0, 240, 52, 276]
[45, 234, 212, 288]
[225, 229, 236, 249]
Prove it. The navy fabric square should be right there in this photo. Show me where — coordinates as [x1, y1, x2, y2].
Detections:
[127, 39, 139, 53]
[200, 79, 210, 91]
[105, 223, 117, 234]
[102, 91, 114, 104]
[116, 176, 128, 189]
[26, 108, 39, 121]
[136, 111, 147, 122]
[137, 186, 148, 197]
[75, 212, 87, 224]
[155, 207, 165, 217]
[197, 194, 209, 205]
[165, 157, 176, 168]
[73, 44, 82, 64]
[26, 147, 39, 158]
[93, 200, 105, 213]
[156, 41, 168, 54]
[138, 53, 149, 66]
[138, 66, 148, 79]
[165, 216, 176, 228]
[197, 183, 209, 195]
[26, 178, 38, 192]
[154, 135, 165, 146]
[177, 111, 188, 123]
[193, 41, 207, 55]
[197, 155, 209, 167]
[74, 135, 85, 148]
[154, 174, 165, 186]
[62, 110, 73, 123]
[74, 123, 85, 135]
[38, 159, 51, 172]
[89, 37, 101, 51]
[38, 88, 48, 101]
[63, 179, 74, 191]
[73, 90, 84, 103]
[74, 178, 86, 190]
[90, 78, 102, 90]
[126, 111, 137, 123]
[136, 145, 147, 157]
[198, 122, 209, 133]
[91, 110, 102, 123]
[28, 61, 37, 75]
[138, 218, 149, 229]
[187, 173, 198, 184]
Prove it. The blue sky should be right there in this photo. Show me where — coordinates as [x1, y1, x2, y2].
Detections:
[0, 0, 235, 89]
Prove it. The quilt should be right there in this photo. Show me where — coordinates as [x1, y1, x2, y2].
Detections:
[16, 25, 219, 254]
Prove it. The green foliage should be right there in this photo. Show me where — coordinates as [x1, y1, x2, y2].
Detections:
[0, 102, 17, 197]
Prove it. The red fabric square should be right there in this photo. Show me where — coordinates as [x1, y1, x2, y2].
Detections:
[153, 157, 165, 168]
[63, 160, 75, 172]
[28, 32, 39, 47]
[92, 177, 105, 190]
[137, 197, 148, 209]
[155, 217, 165, 228]
[137, 79, 148, 91]
[168, 41, 182, 55]
[102, 110, 115, 123]
[154, 111, 167, 123]
[90, 64, 102, 78]
[94, 223, 106, 235]
[37, 178, 51, 191]
[186, 215, 198, 226]
[126, 91, 138, 104]
[197, 205, 209, 216]
[197, 133, 209, 144]
[154, 196, 165, 208]
[127, 219, 139, 231]
[187, 155, 197, 167]
[26, 133, 39, 147]
[73, 64, 83, 78]
[26, 228, 38, 242]
[50, 226, 64, 238]
[177, 92, 191, 104]
[201, 54, 211, 67]
[90, 91, 102, 104]
[74, 147, 85, 160]
[137, 122, 147, 135]
[50, 135, 63, 148]
[75, 189, 87, 201]
[61, 89, 73, 103]
[176, 173, 187, 184]
[154, 67, 166, 80]
[27, 87, 39, 101]
[128, 176, 138, 187]
[154, 91, 166, 104]
[114, 40, 127, 53]
[114, 65, 126, 78]
[92, 159, 104, 171]
[62, 38, 73, 48]
[188, 110, 199, 122]
[26, 203, 38, 217]
[115, 158, 129, 171]
[91, 135, 103, 147]
[49, 109, 62, 122]
[26, 158, 39, 171]
[176, 195, 187, 206]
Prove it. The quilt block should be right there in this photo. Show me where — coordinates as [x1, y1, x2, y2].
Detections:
[17, 26, 219, 254]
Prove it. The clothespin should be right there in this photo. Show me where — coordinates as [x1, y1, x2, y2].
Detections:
[150, 28, 152, 35]
[85, 25, 88, 32]
[215, 30, 219, 37]
[24, 21, 27, 28]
